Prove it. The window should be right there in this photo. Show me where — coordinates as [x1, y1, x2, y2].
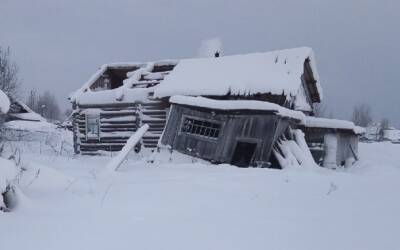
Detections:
[181, 117, 221, 139]
[86, 113, 100, 139]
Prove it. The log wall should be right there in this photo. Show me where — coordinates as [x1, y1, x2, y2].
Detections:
[73, 100, 169, 154]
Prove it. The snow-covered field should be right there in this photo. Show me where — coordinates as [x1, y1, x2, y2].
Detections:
[1, 132, 400, 249]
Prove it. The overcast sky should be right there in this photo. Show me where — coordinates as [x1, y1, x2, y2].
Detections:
[1, 0, 399, 124]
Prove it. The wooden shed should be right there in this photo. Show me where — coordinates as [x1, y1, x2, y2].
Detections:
[298, 117, 365, 168]
[161, 96, 304, 167]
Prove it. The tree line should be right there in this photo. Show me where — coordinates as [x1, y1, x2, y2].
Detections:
[26, 89, 61, 121]
[315, 101, 391, 140]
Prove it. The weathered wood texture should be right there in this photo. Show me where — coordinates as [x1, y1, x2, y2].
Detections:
[302, 59, 320, 103]
[140, 98, 169, 148]
[73, 62, 176, 154]
[90, 66, 140, 91]
[73, 99, 169, 154]
[161, 104, 293, 167]
[300, 126, 359, 167]
[75, 104, 138, 153]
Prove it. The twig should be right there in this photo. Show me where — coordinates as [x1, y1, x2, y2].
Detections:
[26, 169, 41, 188]
[100, 184, 113, 206]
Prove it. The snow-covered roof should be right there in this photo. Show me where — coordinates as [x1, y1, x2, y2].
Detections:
[8, 99, 45, 121]
[0, 89, 10, 114]
[154, 47, 322, 101]
[71, 60, 178, 105]
[70, 62, 142, 102]
[4, 120, 57, 132]
[71, 47, 322, 108]
[170, 95, 305, 121]
[302, 116, 365, 135]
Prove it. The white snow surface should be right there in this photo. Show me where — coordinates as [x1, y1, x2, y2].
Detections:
[303, 116, 365, 134]
[154, 47, 322, 100]
[9, 112, 44, 121]
[0, 158, 17, 195]
[170, 95, 306, 121]
[1, 130, 400, 250]
[0, 89, 10, 113]
[4, 120, 57, 132]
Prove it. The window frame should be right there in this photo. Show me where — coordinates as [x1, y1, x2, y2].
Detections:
[85, 113, 101, 140]
[179, 115, 222, 140]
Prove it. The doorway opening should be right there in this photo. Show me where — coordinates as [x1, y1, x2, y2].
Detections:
[231, 141, 257, 167]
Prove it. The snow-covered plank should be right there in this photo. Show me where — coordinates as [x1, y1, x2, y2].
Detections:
[105, 124, 149, 172]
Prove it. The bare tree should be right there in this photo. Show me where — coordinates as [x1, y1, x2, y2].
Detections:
[378, 118, 390, 140]
[26, 89, 37, 110]
[26, 89, 61, 121]
[38, 91, 61, 121]
[0, 47, 20, 98]
[351, 103, 372, 127]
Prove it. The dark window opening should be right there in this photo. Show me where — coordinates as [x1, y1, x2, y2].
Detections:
[181, 117, 221, 139]
[8, 102, 28, 114]
[90, 67, 139, 91]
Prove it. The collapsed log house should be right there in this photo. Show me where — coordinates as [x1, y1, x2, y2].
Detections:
[71, 47, 364, 168]
[70, 61, 177, 153]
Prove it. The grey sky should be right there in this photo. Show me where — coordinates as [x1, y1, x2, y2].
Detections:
[1, 0, 399, 124]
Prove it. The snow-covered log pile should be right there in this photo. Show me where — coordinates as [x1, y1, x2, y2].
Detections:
[273, 129, 319, 169]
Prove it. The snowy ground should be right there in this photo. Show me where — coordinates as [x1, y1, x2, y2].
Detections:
[1, 134, 400, 249]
